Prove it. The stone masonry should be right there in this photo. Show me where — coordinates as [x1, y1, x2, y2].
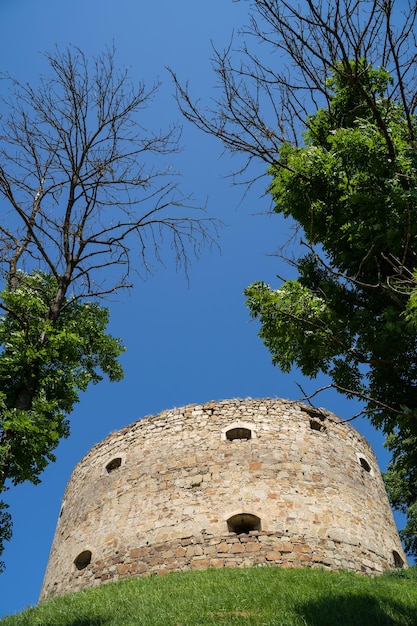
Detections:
[40, 398, 407, 600]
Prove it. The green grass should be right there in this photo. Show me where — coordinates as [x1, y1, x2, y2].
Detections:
[1, 567, 417, 626]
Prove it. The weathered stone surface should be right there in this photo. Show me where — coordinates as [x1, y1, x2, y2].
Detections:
[40, 398, 407, 601]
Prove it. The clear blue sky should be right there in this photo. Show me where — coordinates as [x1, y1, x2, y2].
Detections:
[0, 0, 409, 617]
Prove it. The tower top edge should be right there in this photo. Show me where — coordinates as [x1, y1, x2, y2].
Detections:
[74, 397, 362, 469]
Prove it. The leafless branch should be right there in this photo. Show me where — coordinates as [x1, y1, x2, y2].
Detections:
[0, 45, 220, 314]
[295, 381, 405, 422]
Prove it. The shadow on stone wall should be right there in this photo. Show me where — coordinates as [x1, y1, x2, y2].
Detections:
[294, 593, 415, 626]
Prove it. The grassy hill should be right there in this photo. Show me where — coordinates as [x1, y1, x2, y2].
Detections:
[1, 567, 417, 626]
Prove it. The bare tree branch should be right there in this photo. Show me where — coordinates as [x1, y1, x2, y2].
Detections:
[0, 45, 220, 313]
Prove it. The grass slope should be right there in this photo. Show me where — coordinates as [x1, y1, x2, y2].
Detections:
[1, 567, 417, 626]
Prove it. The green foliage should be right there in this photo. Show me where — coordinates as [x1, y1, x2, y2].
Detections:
[384, 426, 417, 556]
[244, 280, 362, 392]
[0, 270, 124, 563]
[245, 64, 417, 556]
[1, 567, 417, 626]
[0, 502, 11, 574]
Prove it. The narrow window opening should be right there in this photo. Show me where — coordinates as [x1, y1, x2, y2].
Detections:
[393, 550, 404, 569]
[106, 457, 122, 473]
[226, 428, 252, 441]
[359, 457, 371, 473]
[74, 550, 92, 570]
[309, 419, 326, 432]
[227, 513, 261, 534]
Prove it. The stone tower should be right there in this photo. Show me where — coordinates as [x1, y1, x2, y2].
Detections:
[40, 398, 407, 600]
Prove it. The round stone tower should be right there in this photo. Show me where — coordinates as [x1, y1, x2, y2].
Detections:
[40, 398, 407, 600]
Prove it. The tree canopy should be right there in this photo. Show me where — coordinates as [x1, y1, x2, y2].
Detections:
[0, 271, 124, 488]
[0, 270, 125, 570]
[245, 61, 417, 420]
[244, 64, 417, 555]
[244, 61, 417, 560]
[172, 0, 417, 557]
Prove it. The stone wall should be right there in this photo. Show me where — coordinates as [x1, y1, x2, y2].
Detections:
[40, 398, 407, 600]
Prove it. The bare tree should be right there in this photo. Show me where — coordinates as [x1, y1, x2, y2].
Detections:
[0, 45, 218, 316]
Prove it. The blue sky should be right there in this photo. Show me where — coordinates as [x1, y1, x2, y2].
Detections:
[0, 0, 409, 617]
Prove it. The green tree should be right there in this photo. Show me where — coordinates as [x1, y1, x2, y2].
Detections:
[172, 0, 417, 556]
[0, 45, 217, 567]
[0, 503, 12, 573]
[0, 271, 124, 570]
[245, 64, 417, 555]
